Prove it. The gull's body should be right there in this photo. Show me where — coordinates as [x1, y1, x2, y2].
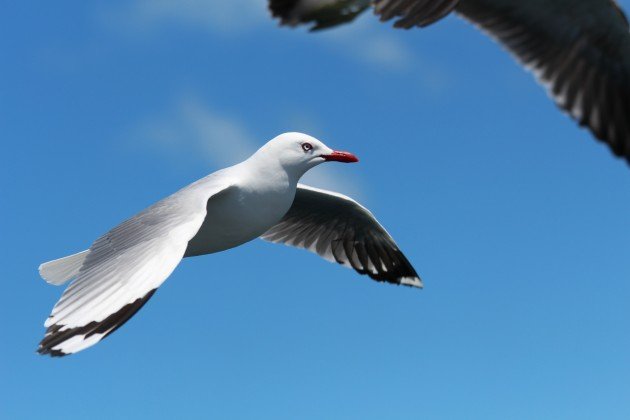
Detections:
[186, 159, 297, 256]
[269, 0, 630, 164]
[38, 133, 421, 357]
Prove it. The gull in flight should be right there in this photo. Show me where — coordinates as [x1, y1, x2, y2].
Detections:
[269, 0, 630, 164]
[38, 132, 421, 357]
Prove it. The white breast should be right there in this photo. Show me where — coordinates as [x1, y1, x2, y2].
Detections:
[184, 179, 296, 257]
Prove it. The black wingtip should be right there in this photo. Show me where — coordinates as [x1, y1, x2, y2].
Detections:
[331, 238, 422, 288]
[37, 347, 68, 358]
[37, 289, 157, 357]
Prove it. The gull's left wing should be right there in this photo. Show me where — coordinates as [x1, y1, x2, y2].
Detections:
[261, 184, 422, 288]
[38, 175, 235, 357]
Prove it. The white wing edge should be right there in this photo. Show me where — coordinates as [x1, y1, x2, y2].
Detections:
[39, 250, 90, 286]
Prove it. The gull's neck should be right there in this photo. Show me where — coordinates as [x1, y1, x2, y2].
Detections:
[238, 149, 301, 191]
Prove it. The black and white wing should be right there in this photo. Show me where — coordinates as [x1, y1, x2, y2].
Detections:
[455, 0, 630, 162]
[261, 184, 422, 288]
[38, 178, 234, 357]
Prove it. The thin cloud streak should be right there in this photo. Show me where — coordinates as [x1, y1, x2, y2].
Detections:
[104, 0, 417, 71]
[110, 0, 267, 34]
[129, 96, 364, 198]
[315, 15, 414, 71]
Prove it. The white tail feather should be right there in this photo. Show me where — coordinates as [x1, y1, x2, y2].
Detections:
[39, 250, 89, 286]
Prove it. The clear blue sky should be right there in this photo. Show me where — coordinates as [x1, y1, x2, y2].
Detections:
[2, 1, 630, 419]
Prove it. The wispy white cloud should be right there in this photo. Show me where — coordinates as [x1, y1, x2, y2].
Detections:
[107, 0, 268, 35]
[315, 16, 414, 71]
[103, 0, 416, 72]
[131, 96, 253, 165]
[129, 96, 364, 198]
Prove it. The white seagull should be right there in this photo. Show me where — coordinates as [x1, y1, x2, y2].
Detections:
[38, 132, 421, 357]
[269, 0, 630, 163]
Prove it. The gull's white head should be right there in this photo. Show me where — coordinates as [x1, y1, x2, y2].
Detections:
[254, 132, 358, 178]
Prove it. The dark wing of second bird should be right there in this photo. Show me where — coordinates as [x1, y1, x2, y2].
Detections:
[261, 184, 422, 288]
[268, 0, 630, 164]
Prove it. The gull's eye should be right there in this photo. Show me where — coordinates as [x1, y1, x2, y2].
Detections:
[302, 142, 313, 152]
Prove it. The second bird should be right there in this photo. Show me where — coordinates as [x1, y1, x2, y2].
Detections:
[269, 0, 630, 164]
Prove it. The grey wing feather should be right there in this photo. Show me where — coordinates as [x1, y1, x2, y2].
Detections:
[455, 0, 630, 162]
[261, 184, 422, 288]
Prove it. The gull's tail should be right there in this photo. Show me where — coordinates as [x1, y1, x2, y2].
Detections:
[39, 250, 89, 286]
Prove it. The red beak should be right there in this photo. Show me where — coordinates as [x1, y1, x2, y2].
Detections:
[321, 150, 359, 163]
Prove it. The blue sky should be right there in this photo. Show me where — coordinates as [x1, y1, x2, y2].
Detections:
[2, 1, 630, 418]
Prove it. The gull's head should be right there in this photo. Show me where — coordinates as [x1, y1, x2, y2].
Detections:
[258, 132, 358, 177]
